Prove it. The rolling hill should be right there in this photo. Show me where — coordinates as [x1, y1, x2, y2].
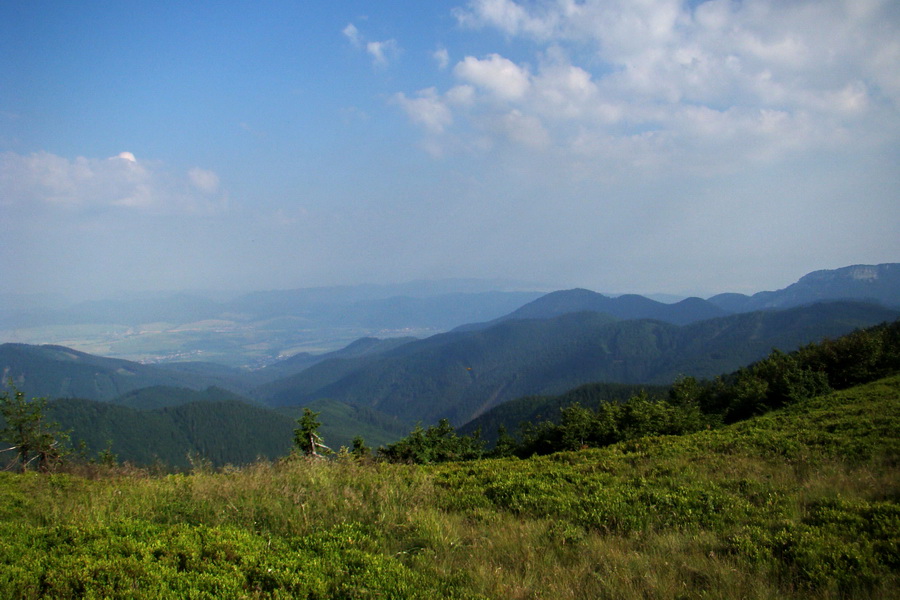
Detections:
[258, 301, 900, 425]
[0, 343, 243, 401]
[456, 288, 727, 330]
[46, 397, 297, 469]
[31, 388, 410, 468]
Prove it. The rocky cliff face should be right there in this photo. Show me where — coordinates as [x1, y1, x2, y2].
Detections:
[799, 264, 892, 283]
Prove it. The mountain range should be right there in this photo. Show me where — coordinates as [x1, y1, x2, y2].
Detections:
[2, 263, 898, 466]
[5, 263, 898, 368]
[256, 301, 899, 424]
[707, 263, 900, 312]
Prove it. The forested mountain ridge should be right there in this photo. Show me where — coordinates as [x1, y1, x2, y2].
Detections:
[110, 385, 257, 410]
[4, 264, 896, 368]
[707, 262, 900, 312]
[45, 397, 296, 469]
[247, 336, 418, 386]
[456, 289, 727, 331]
[258, 301, 899, 425]
[459, 263, 900, 332]
[4, 300, 897, 432]
[0, 343, 240, 401]
[23, 391, 409, 468]
[3, 304, 899, 470]
[3, 264, 899, 462]
[458, 381, 671, 444]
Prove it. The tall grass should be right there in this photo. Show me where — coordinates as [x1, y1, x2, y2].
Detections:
[2, 375, 898, 599]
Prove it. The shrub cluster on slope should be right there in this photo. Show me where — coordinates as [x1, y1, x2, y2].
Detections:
[519, 319, 900, 455]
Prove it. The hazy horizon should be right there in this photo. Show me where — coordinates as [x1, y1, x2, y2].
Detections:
[3, 1, 898, 301]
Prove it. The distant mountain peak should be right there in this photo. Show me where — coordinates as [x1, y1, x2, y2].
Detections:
[709, 263, 900, 312]
[800, 263, 892, 283]
[470, 287, 726, 328]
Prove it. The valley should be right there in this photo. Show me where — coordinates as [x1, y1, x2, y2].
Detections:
[1, 263, 898, 466]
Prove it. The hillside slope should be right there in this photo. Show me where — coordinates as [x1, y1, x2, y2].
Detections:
[0, 343, 241, 401]
[1, 376, 896, 599]
[261, 302, 899, 424]
[47, 398, 297, 469]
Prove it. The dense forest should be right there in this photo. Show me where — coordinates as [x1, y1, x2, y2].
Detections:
[377, 319, 900, 463]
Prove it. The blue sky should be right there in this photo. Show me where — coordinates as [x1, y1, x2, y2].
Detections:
[2, 0, 899, 300]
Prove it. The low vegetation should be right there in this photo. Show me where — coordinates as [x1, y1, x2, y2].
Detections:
[1, 370, 898, 598]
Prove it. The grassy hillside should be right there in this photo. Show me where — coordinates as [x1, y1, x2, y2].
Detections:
[1, 375, 897, 598]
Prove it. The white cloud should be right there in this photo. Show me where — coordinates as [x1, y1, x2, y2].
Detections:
[342, 23, 361, 47]
[188, 167, 220, 194]
[445, 84, 476, 107]
[343, 22, 399, 67]
[455, 0, 566, 38]
[454, 54, 531, 101]
[434, 47, 450, 70]
[497, 110, 550, 147]
[0, 151, 226, 215]
[395, 0, 900, 169]
[366, 39, 398, 66]
[392, 88, 453, 134]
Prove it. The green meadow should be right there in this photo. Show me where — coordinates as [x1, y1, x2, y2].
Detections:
[2, 375, 898, 599]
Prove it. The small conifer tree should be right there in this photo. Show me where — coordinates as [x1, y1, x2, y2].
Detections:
[0, 382, 68, 472]
[293, 408, 330, 457]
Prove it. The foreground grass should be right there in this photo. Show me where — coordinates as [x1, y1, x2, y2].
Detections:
[2, 376, 899, 599]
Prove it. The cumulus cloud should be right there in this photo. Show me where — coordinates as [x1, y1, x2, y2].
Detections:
[0, 151, 227, 214]
[392, 88, 454, 134]
[496, 109, 550, 148]
[395, 0, 900, 169]
[454, 54, 531, 101]
[454, 0, 565, 39]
